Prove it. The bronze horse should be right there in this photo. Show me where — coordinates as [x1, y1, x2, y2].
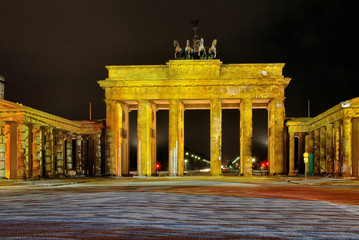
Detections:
[198, 38, 206, 59]
[174, 40, 183, 59]
[185, 40, 193, 59]
[208, 39, 217, 59]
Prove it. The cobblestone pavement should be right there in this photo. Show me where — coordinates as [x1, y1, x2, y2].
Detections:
[0, 178, 359, 239]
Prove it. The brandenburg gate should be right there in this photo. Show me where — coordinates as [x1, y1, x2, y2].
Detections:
[98, 59, 291, 177]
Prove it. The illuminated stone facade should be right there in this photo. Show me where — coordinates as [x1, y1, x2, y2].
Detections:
[99, 60, 291, 176]
[286, 97, 359, 177]
[0, 100, 103, 179]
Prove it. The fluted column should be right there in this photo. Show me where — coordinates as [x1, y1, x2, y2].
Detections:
[169, 100, 179, 176]
[333, 121, 341, 175]
[31, 125, 42, 178]
[342, 117, 352, 177]
[210, 99, 222, 176]
[105, 100, 115, 175]
[17, 123, 29, 179]
[326, 124, 334, 174]
[0, 122, 5, 178]
[121, 103, 130, 176]
[240, 98, 253, 176]
[314, 129, 320, 174]
[114, 101, 122, 176]
[65, 133, 73, 176]
[151, 103, 157, 175]
[76, 135, 83, 175]
[5, 123, 13, 179]
[94, 133, 102, 176]
[319, 126, 326, 174]
[55, 130, 65, 176]
[137, 100, 153, 176]
[288, 132, 295, 176]
[177, 102, 185, 176]
[44, 127, 54, 177]
[268, 98, 285, 175]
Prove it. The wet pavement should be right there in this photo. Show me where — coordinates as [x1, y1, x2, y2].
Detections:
[0, 176, 359, 239]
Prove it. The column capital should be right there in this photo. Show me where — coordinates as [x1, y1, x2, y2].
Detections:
[334, 120, 342, 128]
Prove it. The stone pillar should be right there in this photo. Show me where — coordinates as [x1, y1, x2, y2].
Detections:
[326, 124, 334, 175]
[151, 103, 157, 175]
[55, 130, 64, 176]
[288, 132, 295, 176]
[5, 123, 17, 179]
[44, 127, 54, 178]
[137, 100, 153, 176]
[105, 100, 115, 175]
[94, 133, 102, 176]
[17, 123, 30, 179]
[210, 99, 222, 176]
[333, 121, 341, 176]
[0, 122, 5, 178]
[31, 125, 42, 178]
[240, 98, 253, 176]
[314, 129, 320, 174]
[117, 102, 130, 176]
[114, 101, 122, 176]
[177, 102, 185, 176]
[76, 135, 83, 175]
[268, 98, 285, 175]
[169, 100, 179, 176]
[342, 117, 352, 177]
[65, 133, 73, 176]
[319, 126, 326, 174]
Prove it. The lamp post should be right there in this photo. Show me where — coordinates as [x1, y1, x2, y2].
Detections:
[303, 152, 309, 179]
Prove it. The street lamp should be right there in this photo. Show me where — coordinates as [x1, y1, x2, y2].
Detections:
[303, 152, 309, 179]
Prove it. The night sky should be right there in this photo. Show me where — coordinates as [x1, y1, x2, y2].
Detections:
[1, 0, 358, 164]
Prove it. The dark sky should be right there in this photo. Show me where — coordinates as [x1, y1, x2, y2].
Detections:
[1, 0, 358, 163]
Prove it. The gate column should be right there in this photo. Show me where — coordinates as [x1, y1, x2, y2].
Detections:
[210, 99, 222, 176]
[240, 98, 253, 176]
[137, 100, 154, 176]
[114, 101, 130, 176]
[105, 100, 115, 175]
[169, 100, 180, 176]
[268, 98, 285, 175]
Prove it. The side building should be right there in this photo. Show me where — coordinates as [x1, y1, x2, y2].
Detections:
[286, 97, 359, 178]
[0, 99, 104, 179]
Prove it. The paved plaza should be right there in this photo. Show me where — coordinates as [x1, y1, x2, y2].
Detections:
[0, 177, 359, 239]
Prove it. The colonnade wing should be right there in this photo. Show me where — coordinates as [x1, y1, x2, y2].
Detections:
[286, 97, 359, 177]
[0, 99, 103, 179]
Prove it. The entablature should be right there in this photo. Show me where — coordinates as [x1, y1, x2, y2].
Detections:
[100, 60, 290, 88]
[0, 99, 103, 135]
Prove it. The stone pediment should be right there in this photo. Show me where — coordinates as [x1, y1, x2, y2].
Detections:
[0, 99, 25, 110]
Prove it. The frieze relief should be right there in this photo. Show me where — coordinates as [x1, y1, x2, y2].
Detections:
[344, 108, 359, 118]
[168, 63, 221, 79]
